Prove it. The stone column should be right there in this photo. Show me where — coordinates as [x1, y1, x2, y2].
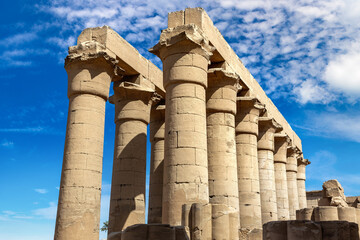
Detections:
[274, 134, 290, 220]
[206, 68, 240, 236]
[235, 97, 264, 230]
[55, 42, 118, 240]
[108, 81, 154, 233]
[258, 117, 283, 224]
[148, 103, 165, 223]
[287, 146, 300, 220]
[297, 158, 310, 210]
[206, 68, 240, 210]
[150, 25, 213, 226]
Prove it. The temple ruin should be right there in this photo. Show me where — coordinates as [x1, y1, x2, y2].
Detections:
[54, 8, 359, 240]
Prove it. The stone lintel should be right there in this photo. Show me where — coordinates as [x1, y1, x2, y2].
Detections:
[75, 26, 164, 97]
[167, 8, 302, 151]
[149, 24, 214, 60]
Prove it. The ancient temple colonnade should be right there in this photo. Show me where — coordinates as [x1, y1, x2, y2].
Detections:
[54, 8, 310, 240]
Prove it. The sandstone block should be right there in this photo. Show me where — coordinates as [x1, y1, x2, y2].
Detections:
[322, 180, 346, 200]
[286, 220, 322, 240]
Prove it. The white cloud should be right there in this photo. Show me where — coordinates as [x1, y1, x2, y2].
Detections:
[295, 111, 360, 143]
[32, 202, 57, 219]
[1, 139, 14, 148]
[324, 50, 360, 97]
[47, 36, 76, 49]
[1, 0, 355, 104]
[293, 80, 335, 104]
[0, 127, 44, 133]
[34, 189, 48, 194]
[0, 33, 37, 46]
[0, 210, 33, 221]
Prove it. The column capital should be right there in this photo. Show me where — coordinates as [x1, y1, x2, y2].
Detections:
[235, 97, 265, 135]
[297, 158, 311, 166]
[150, 104, 166, 141]
[274, 133, 292, 146]
[287, 146, 298, 156]
[236, 96, 265, 111]
[111, 81, 155, 124]
[149, 24, 214, 60]
[274, 133, 291, 164]
[258, 117, 283, 133]
[64, 41, 123, 100]
[258, 118, 282, 151]
[112, 81, 155, 101]
[207, 68, 240, 115]
[65, 41, 116, 65]
[208, 68, 240, 87]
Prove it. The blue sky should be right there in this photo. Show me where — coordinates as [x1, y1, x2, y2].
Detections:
[0, 0, 359, 239]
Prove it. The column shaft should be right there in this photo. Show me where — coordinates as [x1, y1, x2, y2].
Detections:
[287, 147, 300, 220]
[274, 135, 290, 220]
[150, 25, 213, 226]
[108, 81, 153, 233]
[55, 45, 115, 240]
[297, 158, 310, 210]
[235, 97, 264, 230]
[207, 69, 239, 211]
[258, 117, 282, 224]
[148, 104, 165, 223]
[207, 69, 240, 237]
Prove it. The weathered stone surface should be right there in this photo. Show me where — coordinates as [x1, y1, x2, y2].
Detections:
[239, 228, 262, 240]
[319, 221, 351, 240]
[207, 68, 240, 236]
[330, 196, 348, 207]
[56, 7, 311, 240]
[264, 220, 360, 240]
[322, 180, 346, 200]
[55, 46, 116, 240]
[236, 97, 264, 230]
[258, 117, 283, 224]
[296, 208, 315, 221]
[167, 8, 302, 151]
[297, 158, 310, 209]
[338, 207, 357, 223]
[314, 206, 339, 221]
[274, 134, 291, 220]
[121, 224, 190, 240]
[263, 221, 287, 240]
[108, 81, 154, 232]
[148, 104, 165, 224]
[287, 146, 300, 220]
[287, 220, 322, 240]
[349, 222, 360, 240]
[151, 24, 213, 226]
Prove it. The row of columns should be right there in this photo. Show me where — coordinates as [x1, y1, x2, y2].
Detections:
[55, 27, 309, 240]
